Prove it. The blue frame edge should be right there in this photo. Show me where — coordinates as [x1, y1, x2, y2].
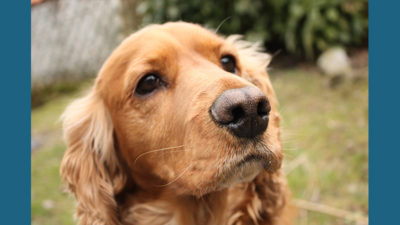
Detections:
[0, 1, 31, 224]
[370, 0, 400, 224]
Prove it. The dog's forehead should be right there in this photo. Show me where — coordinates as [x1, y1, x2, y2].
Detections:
[131, 22, 224, 52]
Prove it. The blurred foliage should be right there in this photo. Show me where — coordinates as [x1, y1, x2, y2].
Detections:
[137, 0, 368, 59]
[31, 79, 93, 108]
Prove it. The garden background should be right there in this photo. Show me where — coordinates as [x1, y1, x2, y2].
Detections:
[31, 0, 368, 224]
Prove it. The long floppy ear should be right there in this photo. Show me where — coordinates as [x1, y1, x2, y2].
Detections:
[227, 36, 294, 225]
[60, 89, 126, 225]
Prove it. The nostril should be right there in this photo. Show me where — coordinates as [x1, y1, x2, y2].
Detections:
[257, 98, 271, 117]
[210, 86, 270, 138]
[231, 106, 245, 124]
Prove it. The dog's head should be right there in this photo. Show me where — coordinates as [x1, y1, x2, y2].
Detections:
[61, 22, 282, 224]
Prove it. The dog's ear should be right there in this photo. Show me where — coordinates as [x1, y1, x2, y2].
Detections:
[60, 89, 126, 225]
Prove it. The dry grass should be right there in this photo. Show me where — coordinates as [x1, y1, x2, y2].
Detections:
[271, 68, 368, 225]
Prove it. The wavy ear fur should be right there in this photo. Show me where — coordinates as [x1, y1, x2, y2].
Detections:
[60, 89, 126, 225]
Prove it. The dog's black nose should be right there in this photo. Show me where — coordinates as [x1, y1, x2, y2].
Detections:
[210, 86, 271, 138]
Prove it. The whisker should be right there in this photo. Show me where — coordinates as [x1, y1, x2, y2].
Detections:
[155, 163, 192, 187]
[133, 145, 185, 166]
[215, 16, 232, 33]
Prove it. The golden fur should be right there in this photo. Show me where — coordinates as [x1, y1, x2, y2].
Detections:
[61, 22, 294, 225]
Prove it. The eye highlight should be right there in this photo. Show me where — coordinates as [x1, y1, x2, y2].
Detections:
[135, 73, 165, 96]
[220, 55, 237, 74]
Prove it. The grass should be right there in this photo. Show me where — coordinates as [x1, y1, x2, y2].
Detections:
[31, 81, 92, 225]
[271, 68, 368, 225]
[31, 68, 368, 225]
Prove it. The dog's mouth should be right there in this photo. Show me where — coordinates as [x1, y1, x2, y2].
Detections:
[236, 154, 273, 171]
[232, 154, 266, 182]
[233, 142, 281, 172]
[217, 146, 280, 189]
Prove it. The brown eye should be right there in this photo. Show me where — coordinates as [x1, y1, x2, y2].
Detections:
[221, 55, 237, 74]
[135, 73, 164, 96]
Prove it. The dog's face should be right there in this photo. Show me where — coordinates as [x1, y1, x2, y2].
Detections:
[91, 22, 282, 196]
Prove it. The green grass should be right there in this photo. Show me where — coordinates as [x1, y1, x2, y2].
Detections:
[31, 81, 92, 225]
[31, 143, 76, 225]
[31, 69, 368, 225]
[271, 68, 368, 224]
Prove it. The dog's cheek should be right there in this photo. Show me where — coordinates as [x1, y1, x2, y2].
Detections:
[179, 112, 233, 194]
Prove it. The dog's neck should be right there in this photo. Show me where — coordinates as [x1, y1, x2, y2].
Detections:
[120, 187, 230, 225]
[117, 172, 290, 225]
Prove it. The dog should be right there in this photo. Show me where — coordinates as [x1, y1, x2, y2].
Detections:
[61, 21, 293, 225]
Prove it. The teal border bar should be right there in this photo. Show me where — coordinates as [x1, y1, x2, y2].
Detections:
[0, 1, 31, 224]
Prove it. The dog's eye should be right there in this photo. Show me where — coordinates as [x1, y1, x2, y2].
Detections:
[135, 74, 163, 96]
[221, 55, 237, 74]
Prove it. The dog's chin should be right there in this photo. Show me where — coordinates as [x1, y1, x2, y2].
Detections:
[215, 147, 281, 191]
[234, 161, 264, 183]
[183, 141, 280, 196]
[217, 158, 266, 191]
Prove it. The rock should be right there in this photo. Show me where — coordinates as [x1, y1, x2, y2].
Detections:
[42, 199, 55, 210]
[317, 47, 353, 87]
[317, 47, 352, 77]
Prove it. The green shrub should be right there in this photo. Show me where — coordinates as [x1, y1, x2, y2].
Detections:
[137, 0, 368, 59]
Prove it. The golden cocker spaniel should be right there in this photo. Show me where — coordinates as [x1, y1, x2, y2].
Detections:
[61, 22, 293, 225]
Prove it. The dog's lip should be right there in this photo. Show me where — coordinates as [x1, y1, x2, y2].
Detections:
[235, 154, 272, 170]
[213, 150, 280, 192]
[217, 153, 268, 188]
[236, 154, 263, 167]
